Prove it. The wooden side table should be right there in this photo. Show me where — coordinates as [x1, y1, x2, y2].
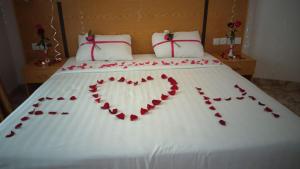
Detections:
[22, 59, 66, 94]
[214, 53, 256, 79]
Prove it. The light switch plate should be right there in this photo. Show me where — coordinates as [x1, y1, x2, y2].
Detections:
[213, 38, 219, 45]
[219, 38, 227, 45]
[235, 37, 242, 44]
[32, 43, 44, 51]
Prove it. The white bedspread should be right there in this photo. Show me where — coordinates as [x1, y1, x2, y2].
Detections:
[0, 54, 300, 169]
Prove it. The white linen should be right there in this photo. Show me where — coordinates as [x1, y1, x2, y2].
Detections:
[76, 34, 133, 61]
[0, 54, 300, 169]
[152, 31, 204, 58]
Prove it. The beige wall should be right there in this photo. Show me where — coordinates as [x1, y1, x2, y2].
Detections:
[243, 0, 300, 82]
[0, 0, 25, 92]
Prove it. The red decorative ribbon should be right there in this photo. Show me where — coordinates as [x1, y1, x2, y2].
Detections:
[81, 40, 131, 61]
[153, 40, 201, 57]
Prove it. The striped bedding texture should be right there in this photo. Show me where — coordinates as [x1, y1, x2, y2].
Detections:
[0, 54, 300, 169]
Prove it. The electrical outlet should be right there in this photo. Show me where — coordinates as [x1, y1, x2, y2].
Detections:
[219, 38, 227, 45]
[32, 43, 44, 51]
[213, 38, 219, 45]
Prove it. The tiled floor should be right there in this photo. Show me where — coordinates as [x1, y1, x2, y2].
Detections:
[6, 79, 300, 117]
[252, 78, 300, 116]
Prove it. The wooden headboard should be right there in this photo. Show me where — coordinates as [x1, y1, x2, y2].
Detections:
[61, 0, 206, 57]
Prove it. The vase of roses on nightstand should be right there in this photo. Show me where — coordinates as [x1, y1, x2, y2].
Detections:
[35, 24, 52, 66]
[226, 20, 241, 59]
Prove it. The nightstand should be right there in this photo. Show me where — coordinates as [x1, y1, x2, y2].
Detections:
[214, 53, 256, 79]
[22, 59, 66, 94]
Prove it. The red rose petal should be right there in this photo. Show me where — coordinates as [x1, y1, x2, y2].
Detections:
[203, 96, 210, 100]
[248, 96, 256, 101]
[161, 94, 168, 100]
[219, 120, 226, 126]
[258, 102, 266, 106]
[196, 87, 202, 91]
[140, 108, 148, 115]
[147, 104, 155, 110]
[236, 97, 244, 100]
[109, 108, 118, 114]
[61, 112, 69, 115]
[213, 98, 222, 101]
[130, 114, 138, 121]
[95, 98, 101, 103]
[215, 112, 222, 118]
[89, 84, 97, 89]
[171, 85, 178, 91]
[234, 84, 239, 88]
[239, 88, 245, 93]
[48, 111, 57, 115]
[168, 77, 177, 85]
[264, 107, 273, 112]
[242, 92, 247, 96]
[225, 97, 232, 101]
[152, 99, 161, 105]
[205, 100, 212, 105]
[21, 116, 29, 121]
[89, 88, 97, 93]
[34, 111, 43, 115]
[146, 76, 154, 80]
[70, 96, 77, 101]
[272, 113, 280, 118]
[101, 102, 110, 109]
[109, 77, 115, 81]
[168, 90, 176, 96]
[141, 78, 147, 82]
[15, 123, 22, 129]
[57, 97, 65, 100]
[161, 74, 168, 79]
[5, 131, 15, 138]
[116, 113, 125, 120]
[97, 80, 104, 84]
[127, 80, 133, 84]
[209, 106, 216, 111]
[92, 94, 99, 98]
[32, 103, 39, 107]
[38, 97, 45, 102]
[46, 97, 53, 100]
[199, 91, 204, 95]
[118, 77, 125, 82]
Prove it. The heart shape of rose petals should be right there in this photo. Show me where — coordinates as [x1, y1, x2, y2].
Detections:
[90, 74, 178, 121]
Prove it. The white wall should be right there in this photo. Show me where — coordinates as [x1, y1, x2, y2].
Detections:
[243, 0, 300, 82]
[0, 0, 25, 92]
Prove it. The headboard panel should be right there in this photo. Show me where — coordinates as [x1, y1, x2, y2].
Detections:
[61, 0, 205, 56]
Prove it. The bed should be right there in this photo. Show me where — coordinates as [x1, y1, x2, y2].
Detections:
[0, 53, 300, 169]
[2, 0, 300, 168]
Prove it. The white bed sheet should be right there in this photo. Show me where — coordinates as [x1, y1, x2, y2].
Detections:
[0, 54, 300, 169]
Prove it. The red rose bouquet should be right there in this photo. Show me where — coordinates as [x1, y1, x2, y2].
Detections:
[227, 20, 241, 44]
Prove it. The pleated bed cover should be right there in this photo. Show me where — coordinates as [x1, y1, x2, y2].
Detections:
[0, 54, 300, 169]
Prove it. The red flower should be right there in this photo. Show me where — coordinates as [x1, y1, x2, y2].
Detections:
[86, 35, 95, 42]
[227, 22, 234, 28]
[35, 24, 44, 36]
[235, 21, 242, 28]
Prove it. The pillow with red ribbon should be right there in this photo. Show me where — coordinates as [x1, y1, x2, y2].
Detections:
[152, 30, 204, 58]
[76, 33, 133, 61]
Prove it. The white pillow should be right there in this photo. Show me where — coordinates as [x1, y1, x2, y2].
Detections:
[76, 34, 133, 61]
[152, 31, 204, 58]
